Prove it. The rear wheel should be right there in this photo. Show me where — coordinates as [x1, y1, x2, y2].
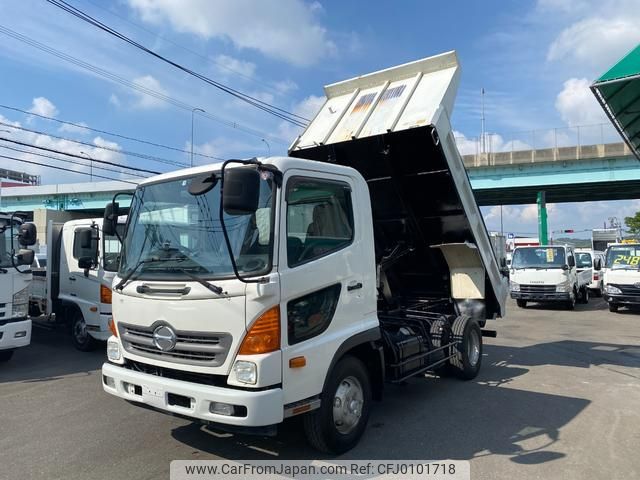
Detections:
[447, 316, 482, 380]
[516, 299, 527, 308]
[0, 350, 14, 362]
[609, 303, 619, 313]
[70, 309, 97, 352]
[303, 356, 371, 454]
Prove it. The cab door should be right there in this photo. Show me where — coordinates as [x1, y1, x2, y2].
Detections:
[278, 169, 374, 405]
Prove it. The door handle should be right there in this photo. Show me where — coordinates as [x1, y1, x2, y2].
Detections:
[347, 282, 363, 292]
[69, 277, 76, 281]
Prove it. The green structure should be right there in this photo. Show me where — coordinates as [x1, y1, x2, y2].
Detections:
[591, 43, 640, 160]
[537, 191, 548, 245]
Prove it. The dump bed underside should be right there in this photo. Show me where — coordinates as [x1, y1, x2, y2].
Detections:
[290, 126, 501, 319]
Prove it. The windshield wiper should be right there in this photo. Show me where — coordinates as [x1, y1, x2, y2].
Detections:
[115, 255, 188, 290]
[165, 267, 225, 295]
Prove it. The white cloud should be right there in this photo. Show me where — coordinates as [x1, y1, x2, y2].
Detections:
[272, 79, 298, 95]
[547, 17, 640, 73]
[127, 0, 336, 66]
[555, 78, 607, 126]
[131, 75, 168, 109]
[213, 54, 256, 78]
[277, 94, 324, 141]
[58, 122, 89, 135]
[28, 97, 58, 118]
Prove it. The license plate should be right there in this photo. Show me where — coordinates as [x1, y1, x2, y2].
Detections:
[142, 385, 164, 398]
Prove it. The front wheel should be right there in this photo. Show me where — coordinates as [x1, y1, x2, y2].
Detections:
[70, 310, 97, 352]
[516, 299, 527, 308]
[609, 303, 619, 313]
[303, 356, 371, 454]
[0, 349, 14, 362]
[580, 286, 589, 304]
[566, 290, 576, 310]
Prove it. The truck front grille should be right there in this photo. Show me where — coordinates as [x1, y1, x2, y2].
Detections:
[611, 284, 640, 296]
[520, 285, 556, 294]
[118, 323, 232, 367]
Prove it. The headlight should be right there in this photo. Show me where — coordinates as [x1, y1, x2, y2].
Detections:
[510, 282, 520, 292]
[12, 287, 29, 318]
[556, 282, 571, 292]
[107, 338, 121, 361]
[233, 360, 257, 384]
[605, 285, 622, 295]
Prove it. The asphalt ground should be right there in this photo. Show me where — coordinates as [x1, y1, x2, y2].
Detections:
[1, 297, 639, 480]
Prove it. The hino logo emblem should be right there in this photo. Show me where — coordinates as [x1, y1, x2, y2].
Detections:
[152, 325, 177, 351]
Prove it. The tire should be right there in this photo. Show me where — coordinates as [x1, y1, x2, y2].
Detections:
[303, 356, 371, 454]
[0, 350, 14, 362]
[516, 299, 527, 308]
[566, 290, 576, 310]
[580, 286, 589, 304]
[447, 316, 482, 380]
[70, 309, 97, 352]
[609, 303, 619, 313]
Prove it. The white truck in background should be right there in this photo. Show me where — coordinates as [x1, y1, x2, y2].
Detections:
[592, 228, 620, 252]
[0, 213, 37, 362]
[603, 243, 640, 312]
[575, 248, 604, 297]
[100, 52, 507, 454]
[29, 217, 123, 351]
[510, 245, 593, 309]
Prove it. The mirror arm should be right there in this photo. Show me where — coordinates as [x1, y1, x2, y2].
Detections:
[218, 158, 265, 285]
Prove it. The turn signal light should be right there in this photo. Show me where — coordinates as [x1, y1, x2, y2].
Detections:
[108, 318, 118, 337]
[100, 284, 113, 304]
[239, 306, 280, 355]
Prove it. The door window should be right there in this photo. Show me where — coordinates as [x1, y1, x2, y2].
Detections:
[286, 177, 354, 267]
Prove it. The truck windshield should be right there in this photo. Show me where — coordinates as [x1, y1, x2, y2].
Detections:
[103, 224, 125, 272]
[575, 252, 592, 269]
[120, 172, 275, 281]
[605, 245, 640, 270]
[0, 220, 15, 268]
[512, 247, 566, 269]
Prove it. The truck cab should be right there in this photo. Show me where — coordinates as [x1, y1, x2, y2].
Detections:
[510, 245, 592, 309]
[575, 248, 604, 297]
[603, 243, 640, 312]
[30, 218, 123, 350]
[0, 213, 37, 362]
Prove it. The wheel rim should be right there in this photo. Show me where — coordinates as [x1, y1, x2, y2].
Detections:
[74, 317, 88, 343]
[467, 328, 481, 366]
[332, 376, 364, 435]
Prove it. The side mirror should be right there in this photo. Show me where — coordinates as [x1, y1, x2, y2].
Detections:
[594, 258, 602, 271]
[16, 249, 35, 266]
[567, 256, 575, 267]
[500, 258, 507, 268]
[223, 167, 260, 215]
[562, 264, 569, 271]
[18, 223, 37, 247]
[78, 256, 93, 270]
[78, 227, 94, 249]
[103, 202, 119, 236]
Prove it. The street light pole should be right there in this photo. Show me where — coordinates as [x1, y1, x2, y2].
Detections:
[191, 108, 205, 167]
[261, 138, 271, 156]
[80, 151, 93, 182]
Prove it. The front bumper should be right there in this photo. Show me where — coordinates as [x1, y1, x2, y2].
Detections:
[511, 292, 571, 301]
[604, 294, 640, 306]
[87, 314, 112, 341]
[0, 318, 31, 351]
[102, 362, 284, 427]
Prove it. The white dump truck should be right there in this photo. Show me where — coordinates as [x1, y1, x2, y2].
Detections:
[0, 213, 37, 362]
[29, 218, 123, 350]
[510, 245, 593, 309]
[100, 51, 507, 453]
[603, 243, 640, 312]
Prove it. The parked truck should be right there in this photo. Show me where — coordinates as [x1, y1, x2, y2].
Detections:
[29, 218, 123, 351]
[0, 213, 37, 361]
[603, 243, 640, 312]
[592, 228, 620, 252]
[510, 245, 593, 309]
[100, 51, 507, 453]
[575, 248, 605, 297]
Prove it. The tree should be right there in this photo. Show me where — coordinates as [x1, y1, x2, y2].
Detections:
[624, 212, 640, 236]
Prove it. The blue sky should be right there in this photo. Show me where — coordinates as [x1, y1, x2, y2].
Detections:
[0, 0, 639, 237]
